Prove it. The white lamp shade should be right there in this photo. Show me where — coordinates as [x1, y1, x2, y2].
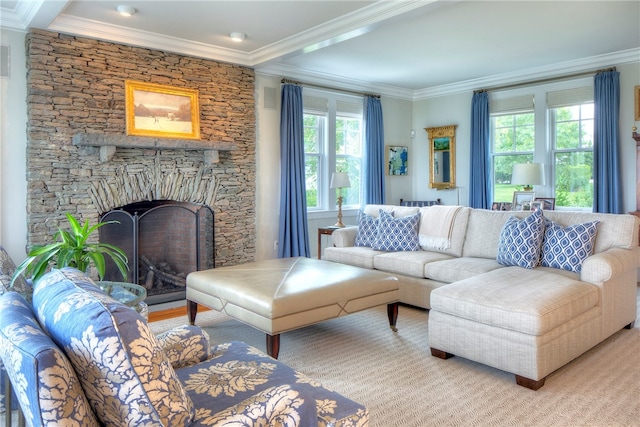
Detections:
[330, 172, 351, 189]
[511, 163, 545, 186]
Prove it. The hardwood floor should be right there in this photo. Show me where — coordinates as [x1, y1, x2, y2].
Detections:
[148, 304, 210, 323]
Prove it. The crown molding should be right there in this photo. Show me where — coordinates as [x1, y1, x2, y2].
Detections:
[45, 0, 434, 69]
[259, 49, 640, 102]
[250, 0, 436, 65]
[0, 0, 38, 30]
[413, 48, 640, 100]
[47, 15, 252, 66]
[1, 0, 68, 31]
[256, 63, 415, 101]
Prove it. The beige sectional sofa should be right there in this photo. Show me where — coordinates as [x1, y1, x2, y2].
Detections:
[324, 204, 639, 389]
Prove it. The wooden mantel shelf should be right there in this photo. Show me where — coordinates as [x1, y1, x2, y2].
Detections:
[72, 133, 238, 164]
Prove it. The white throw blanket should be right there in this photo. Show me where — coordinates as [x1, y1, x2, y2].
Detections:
[418, 205, 462, 250]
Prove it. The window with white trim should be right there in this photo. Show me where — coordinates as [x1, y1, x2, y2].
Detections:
[303, 90, 363, 211]
[489, 84, 594, 209]
[490, 95, 535, 203]
[548, 87, 594, 208]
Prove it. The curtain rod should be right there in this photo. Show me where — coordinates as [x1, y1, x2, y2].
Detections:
[281, 78, 380, 98]
[474, 67, 617, 94]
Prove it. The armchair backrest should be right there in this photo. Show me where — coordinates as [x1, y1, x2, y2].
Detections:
[0, 291, 99, 427]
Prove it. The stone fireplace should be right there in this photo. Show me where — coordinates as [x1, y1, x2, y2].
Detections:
[24, 29, 257, 290]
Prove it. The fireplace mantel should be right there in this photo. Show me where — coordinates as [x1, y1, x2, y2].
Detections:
[73, 133, 238, 164]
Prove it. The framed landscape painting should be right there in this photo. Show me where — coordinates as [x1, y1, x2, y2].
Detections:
[125, 80, 200, 139]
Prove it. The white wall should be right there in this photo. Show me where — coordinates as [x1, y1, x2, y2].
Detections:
[254, 75, 282, 261]
[0, 29, 28, 261]
[380, 96, 414, 206]
[617, 62, 640, 213]
[412, 92, 472, 206]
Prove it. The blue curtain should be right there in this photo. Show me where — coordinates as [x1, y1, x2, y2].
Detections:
[469, 91, 491, 209]
[593, 70, 623, 214]
[364, 96, 385, 204]
[277, 83, 310, 258]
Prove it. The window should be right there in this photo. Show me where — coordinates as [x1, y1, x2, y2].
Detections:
[303, 91, 363, 211]
[304, 113, 323, 209]
[489, 84, 594, 209]
[550, 104, 594, 208]
[491, 112, 535, 202]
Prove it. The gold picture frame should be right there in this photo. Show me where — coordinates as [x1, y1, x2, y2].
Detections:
[125, 80, 200, 139]
[635, 85, 640, 121]
[425, 124, 456, 190]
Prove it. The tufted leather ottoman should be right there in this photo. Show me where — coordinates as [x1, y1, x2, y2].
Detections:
[186, 257, 399, 358]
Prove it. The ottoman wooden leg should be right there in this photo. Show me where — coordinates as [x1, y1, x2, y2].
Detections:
[266, 334, 280, 359]
[187, 300, 198, 325]
[387, 302, 399, 332]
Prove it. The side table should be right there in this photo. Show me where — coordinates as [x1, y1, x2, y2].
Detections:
[317, 226, 340, 259]
[96, 281, 149, 320]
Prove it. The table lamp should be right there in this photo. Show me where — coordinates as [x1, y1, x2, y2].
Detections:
[511, 163, 544, 191]
[330, 172, 351, 227]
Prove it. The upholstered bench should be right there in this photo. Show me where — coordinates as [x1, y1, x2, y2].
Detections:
[186, 256, 399, 358]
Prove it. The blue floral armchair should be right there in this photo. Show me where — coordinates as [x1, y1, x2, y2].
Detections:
[0, 268, 368, 426]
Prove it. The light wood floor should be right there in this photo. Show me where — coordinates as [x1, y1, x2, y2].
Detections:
[148, 304, 210, 323]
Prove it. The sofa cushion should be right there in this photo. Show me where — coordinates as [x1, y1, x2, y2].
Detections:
[429, 267, 599, 335]
[33, 268, 195, 427]
[372, 210, 420, 251]
[373, 251, 453, 278]
[324, 246, 383, 269]
[363, 204, 419, 218]
[496, 209, 545, 269]
[543, 210, 637, 252]
[463, 210, 530, 259]
[424, 257, 505, 283]
[156, 325, 213, 369]
[178, 341, 368, 427]
[354, 211, 379, 247]
[540, 219, 600, 273]
[0, 292, 99, 427]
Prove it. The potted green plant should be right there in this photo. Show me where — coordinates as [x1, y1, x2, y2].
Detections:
[11, 212, 129, 286]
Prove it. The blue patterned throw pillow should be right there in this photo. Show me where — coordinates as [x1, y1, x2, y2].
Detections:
[355, 211, 379, 247]
[496, 209, 545, 269]
[540, 219, 600, 273]
[372, 210, 421, 251]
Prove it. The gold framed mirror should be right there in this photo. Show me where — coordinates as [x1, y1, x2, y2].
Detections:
[425, 125, 456, 190]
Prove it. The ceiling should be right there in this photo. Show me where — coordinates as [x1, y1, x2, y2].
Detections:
[2, 0, 639, 99]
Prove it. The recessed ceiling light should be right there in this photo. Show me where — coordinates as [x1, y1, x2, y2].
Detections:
[229, 32, 246, 42]
[116, 5, 136, 17]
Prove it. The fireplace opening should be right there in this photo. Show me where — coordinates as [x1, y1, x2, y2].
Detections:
[99, 200, 215, 305]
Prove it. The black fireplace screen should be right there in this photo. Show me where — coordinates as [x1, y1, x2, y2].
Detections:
[99, 201, 214, 305]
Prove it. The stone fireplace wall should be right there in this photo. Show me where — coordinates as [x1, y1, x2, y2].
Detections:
[25, 29, 256, 267]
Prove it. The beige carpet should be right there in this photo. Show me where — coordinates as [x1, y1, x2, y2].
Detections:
[148, 287, 640, 427]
